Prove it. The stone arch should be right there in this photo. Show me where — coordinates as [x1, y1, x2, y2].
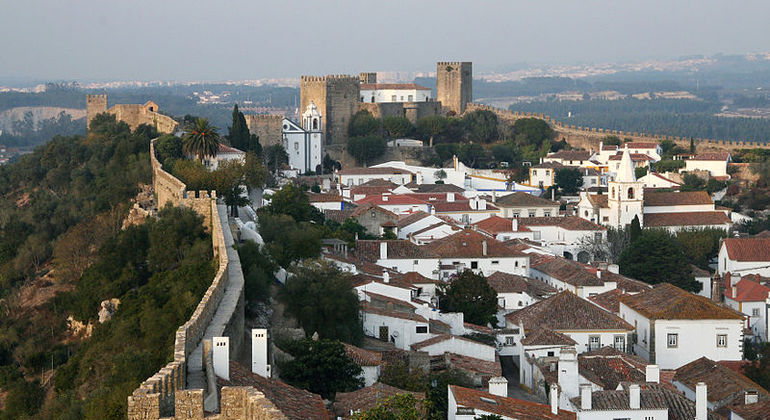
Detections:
[627, 187, 634, 199]
[563, 251, 574, 260]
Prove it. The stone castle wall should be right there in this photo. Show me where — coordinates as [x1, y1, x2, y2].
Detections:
[86, 94, 178, 134]
[465, 103, 770, 152]
[436, 62, 472, 115]
[300, 75, 360, 145]
[244, 114, 283, 147]
[359, 100, 441, 124]
[128, 141, 255, 419]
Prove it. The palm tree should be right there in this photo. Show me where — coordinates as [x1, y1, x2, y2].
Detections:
[183, 118, 221, 162]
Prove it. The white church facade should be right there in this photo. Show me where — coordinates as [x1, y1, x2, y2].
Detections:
[282, 101, 323, 174]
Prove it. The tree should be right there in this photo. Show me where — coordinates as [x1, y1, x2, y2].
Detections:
[652, 159, 685, 173]
[279, 260, 362, 344]
[262, 183, 322, 223]
[744, 342, 770, 390]
[635, 166, 648, 179]
[415, 115, 449, 146]
[577, 225, 631, 264]
[434, 169, 447, 183]
[462, 110, 498, 143]
[351, 394, 424, 420]
[322, 153, 340, 174]
[555, 168, 583, 194]
[227, 104, 261, 154]
[382, 116, 414, 139]
[619, 229, 698, 291]
[439, 270, 498, 326]
[602, 135, 622, 146]
[434, 143, 460, 164]
[348, 135, 386, 166]
[278, 338, 363, 399]
[212, 160, 248, 217]
[457, 143, 487, 168]
[262, 144, 289, 175]
[674, 228, 727, 269]
[491, 142, 522, 166]
[350, 110, 381, 137]
[629, 216, 642, 242]
[258, 213, 322, 267]
[243, 151, 268, 192]
[183, 118, 221, 161]
[154, 134, 183, 166]
[512, 118, 554, 148]
[690, 137, 696, 154]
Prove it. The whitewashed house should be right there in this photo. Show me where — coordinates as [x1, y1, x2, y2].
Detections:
[359, 83, 432, 103]
[517, 217, 606, 262]
[718, 237, 770, 277]
[355, 194, 430, 215]
[472, 216, 535, 242]
[204, 143, 245, 171]
[448, 383, 575, 420]
[494, 192, 561, 218]
[624, 142, 662, 161]
[722, 273, 770, 342]
[619, 283, 745, 369]
[486, 271, 556, 311]
[543, 150, 594, 167]
[422, 229, 531, 279]
[337, 167, 414, 187]
[528, 162, 562, 189]
[638, 172, 682, 189]
[685, 151, 731, 177]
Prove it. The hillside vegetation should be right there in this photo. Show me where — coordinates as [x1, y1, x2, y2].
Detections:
[0, 115, 213, 420]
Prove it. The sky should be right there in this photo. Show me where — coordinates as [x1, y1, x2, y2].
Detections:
[1, 0, 769, 82]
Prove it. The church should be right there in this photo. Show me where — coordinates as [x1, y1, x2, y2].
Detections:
[281, 101, 323, 174]
[577, 147, 732, 232]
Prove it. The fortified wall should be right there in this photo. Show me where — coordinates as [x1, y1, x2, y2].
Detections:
[465, 103, 770, 152]
[127, 142, 261, 419]
[86, 94, 178, 134]
[244, 114, 283, 148]
[359, 100, 442, 124]
[300, 75, 360, 145]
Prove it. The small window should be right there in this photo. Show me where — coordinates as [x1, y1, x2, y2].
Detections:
[371, 211, 376, 218]
[752, 308, 760, 317]
[627, 187, 635, 199]
[518, 301, 523, 307]
[717, 334, 727, 347]
[602, 216, 609, 222]
[391, 95, 397, 101]
[413, 260, 418, 265]
[313, 119, 318, 130]
[544, 211, 551, 217]
[512, 328, 520, 334]
[512, 213, 520, 218]
[416, 326, 428, 334]
[471, 261, 478, 269]
[492, 260, 499, 265]
[505, 336, 515, 346]
[589, 335, 601, 351]
[611, 187, 615, 199]
[614, 335, 625, 350]
[498, 298, 505, 307]
[408, 95, 413, 101]
[528, 212, 535, 217]
[547, 351, 555, 357]
[532, 170, 537, 176]
[667, 333, 678, 348]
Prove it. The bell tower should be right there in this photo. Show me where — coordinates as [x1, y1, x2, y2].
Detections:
[608, 146, 644, 228]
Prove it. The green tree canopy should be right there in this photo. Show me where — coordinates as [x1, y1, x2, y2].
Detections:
[351, 394, 424, 420]
[183, 117, 221, 161]
[348, 135, 387, 166]
[227, 104, 261, 154]
[462, 110, 498, 143]
[512, 117, 555, 147]
[602, 135, 622, 146]
[674, 228, 727, 269]
[619, 229, 699, 291]
[278, 338, 363, 399]
[439, 270, 497, 326]
[154, 134, 184, 166]
[382, 116, 414, 139]
[257, 213, 322, 267]
[261, 183, 323, 223]
[350, 110, 381, 137]
[262, 144, 289, 175]
[415, 115, 448, 145]
[555, 167, 583, 194]
[457, 143, 488, 168]
[279, 260, 363, 344]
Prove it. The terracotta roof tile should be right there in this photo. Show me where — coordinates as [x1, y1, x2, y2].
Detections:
[547, 150, 592, 161]
[506, 291, 634, 331]
[644, 190, 713, 206]
[411, 183, 465, 193]
[218, 361, 329, 419]
[443, 353, 502, 377]
[361, 301, 427, 322]
[692, 152, 731, 161]
[356, 194, 428, 206]
[619, 283, 745, 320]
[410, 334, 492, 351]
[587, 193, 609, 208]
[495, 192, 560, 207]
[339, 167, 412, 175]
[218, 143, 244, 154]
[333, 382, 425, 418]
[723, 238, 770, 262]
[354, 240, 436, 262]
[644, 211, 730, 227]
[728, 398, 770, 419]
[625, 142, 660, 149]
[608, 153, 655, 161]
[422, 229, 527, 258]
[531, 257, 604, 287]
[520, 328, 576, 346]
[473, 215, 531, 234]
[308, 192, 344, 203]
[323, 209, 355, 223]
[396, 211, 432, 229]
[578, 347, 649, 390]
[486, 271, 530, 293]
[349, 203, 398, 219]
[724, 277, 770, 302]
[432, 201, 499, 213]
[342, 343, 382, 366]
[674, 357, 769, 407]
[589, 289, 625, 313]
[450, 385, 576, 419]
[519, 216, 606, 231]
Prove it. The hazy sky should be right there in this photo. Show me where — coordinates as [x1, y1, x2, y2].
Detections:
[1, 0, 769, 82]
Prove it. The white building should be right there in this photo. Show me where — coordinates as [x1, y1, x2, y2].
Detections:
[360, 83, 432, 103]
[282, 101, 323, 174]
[624, 142, 662, 161]
[487, 271, 556, 311]
[638, 172, 682, 189]
[619, 283, 745, 369]
[718, 237, 770, 277]
[204, 143, 245, 171]
[722, 273, 770, 342]
[337, 167, 414, 187]
[494, 192, 560, 218]
[517, 217, 606, 262]
[685, 151, 731, 177]
[608, 148, 645, 228]
[448, 383, 575, 420]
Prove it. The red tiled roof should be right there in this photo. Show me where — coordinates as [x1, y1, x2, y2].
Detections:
[218, 361, 329, 419]
[486, 271, 530, 294]
[356, 194, 428, 206]
[608, 153, 654, 161]
[411, 334, 492, 351]
[350, 202, 398, 219]
[354, 240, 437, 262]
[431, 201, 499, 213]
[450, 385, 576, 419]
[394, 271, 440, 285]
[649, 172, 683, 185]
[339, 167, 413, 175]
[333, 383, 425, 418]
[506, 291, 634, 331]
[495, 192, 560, 207]
[308, 192, 344, 202]
[473, 216, 531, 234]
[361, 301, 427, 322]
[619, 283, 745, 320]
[463, 322, 493, 334]
[729, 398, 770, 419]
[547, 150, 592, 161]
[403, 192, 469, 202]
[396, 211, 432, 229]
[342, 343, 382, 366]
[422, 229, 527, 258]
[520, 328, 576, 346]
[531, 257, 604, 287]
[218, 143, 244, 154]
[519, 216, 606, 231]
[692, 152, 730, 161]
[724, 277, 770, 302]
[443, 352, 502, 377]
[674, 357, 770, 407]
[360, 83, 431, 91]
[578, 347, 649, 390]
[589, 289, 625, 313]
[643, 211, 730, 227]
[723, 238, 770, 262]
[644, 190, 713, 206]
[625, 142, 659, 149]
[587, 193, 609, 208]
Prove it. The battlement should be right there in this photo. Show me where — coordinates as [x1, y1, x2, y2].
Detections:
[437, 61, 470, 66]
[86, 93, 107, 102]
[300, 74, 359, 83]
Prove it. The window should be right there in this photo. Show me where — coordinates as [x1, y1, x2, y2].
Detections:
[591, 179, 597, 185]
[544, 211, 551, 217]
[408, 95, 413, 101]
[589, 336, 601, 351]
[492, 260, 499, 265]
[614, 335, 626, 350]
[611, 187, 615, 199]
[717, 334, 727, 347]
[545, 170, 550, 176]
[391, 95, 397, 101]
[512, 328, 520, 334]
[528, 211, 536, 217]
[532, 170, 537, 176]
[752, 308, 760, 317]
[505, 336, 515, 346]
[512, 213, 520, 218]
[416, 326, 428, 334]
[547, 351, 555, 357]
[518, 301, 523, 307]
[371, 211, 376, 218]
[498, 298, 505, 307]
[667, 333, 678, 348]
[471, 261, 478, 269]
[627, 187, 635, 199]
[515, 261, 519, 267]
[602, 216, 609, 222]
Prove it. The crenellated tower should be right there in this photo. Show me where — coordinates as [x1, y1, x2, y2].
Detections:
[436, 61, 472, 115]
[300, 74, 359, 145]
[86, 93, 108, 130]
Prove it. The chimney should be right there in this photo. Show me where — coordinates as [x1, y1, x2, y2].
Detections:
[212, 336, 230, 381]
[251, 329, 271, 378]
[645, 364, 660, 383]
[479, 198, 487, 210]
[550, 383, 559, 415]
[580, 384, 592, 410]
[482, 240, 488, 256]
[629, 384, 640, 409]
[732, 285, 738, 298]
[512, 218, 518, 232]
[380, 242, 388, 260]
[382, 270, 390, 283]
[447, 192, 455, 202]
[488, 376, 508, 398]
[745, 389, 759, 405]
[596, 269, 602, 279]
[696, 382, 707, 420]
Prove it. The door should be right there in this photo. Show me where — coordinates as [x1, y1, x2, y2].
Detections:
[379, 326, 389, 341]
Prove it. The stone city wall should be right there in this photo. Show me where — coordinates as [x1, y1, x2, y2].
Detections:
[244, 114, 283, 147]
[128, 141, 254, 419]
[359, 100, 441, 124]
[300, 75, 360, 145]
[86, 94, 178, 134]
[465, 103, 770, 152]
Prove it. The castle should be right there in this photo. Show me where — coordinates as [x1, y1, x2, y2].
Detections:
[86, 94, 178, 134]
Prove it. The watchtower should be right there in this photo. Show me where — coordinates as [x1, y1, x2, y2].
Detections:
[436, 62, 472, 115]
[359, 72, 377, 84]
[300, 75, 360, 145]
[86, 94, 108, 130]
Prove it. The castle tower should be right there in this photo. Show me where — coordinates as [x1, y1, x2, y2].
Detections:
[86, 94, 108, 130]
[608, 146, 644, 228]
[359, 72, 377, 84]
[436, 61, 472, 115]
[300, 75, 359, 145]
